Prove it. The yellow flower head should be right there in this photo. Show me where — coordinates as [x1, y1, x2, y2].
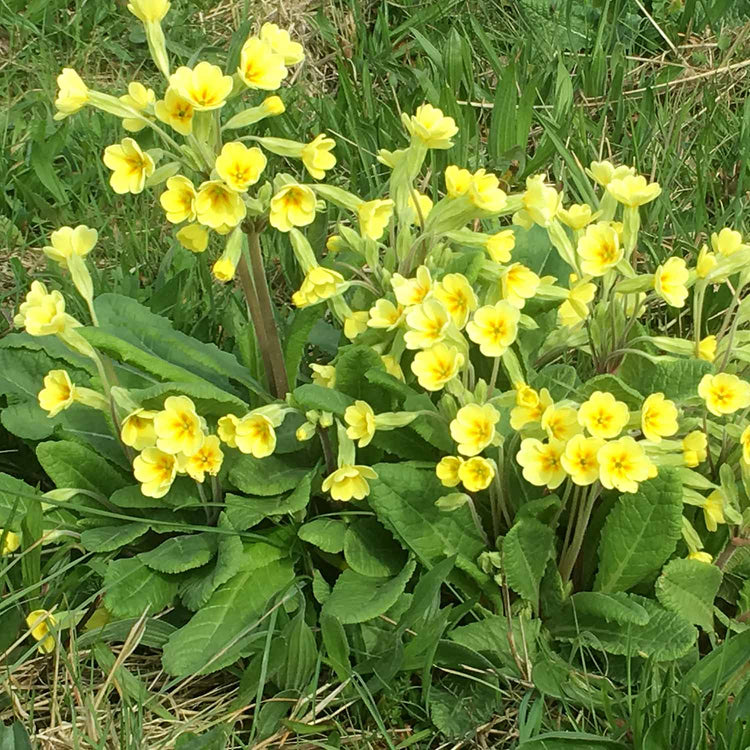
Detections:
[402, 104, 458, 149]
[217, 413, 240, 447]
[238, 37, 288, 90]
[54, 68, 89, 119]
[558, 203, 594, 230]
[293, 266, 346, 307]
[121, 408, 158, 450]
[502, 263, 540, 309]
[160, 176, 197, 223]
[269, 184, 317, 232]
[516, 438, 566, 489]
[711, 227, 743, 257]
[510, 386, 553, 430]
[558, 276, 597, 328]
[14, 281, 68, 337]
[154, 88, 194, 135]
[703, 490, 726, 532]
[235, 413, 276, 458]
[541, 404, 582, 443]
[699, 373, 750, 416]
[345, 400, 376, 447]
[103, 137, 155, 195]
[411, 343, 464, 392]
[578, 391, 629, 439]
[322, 464, 378, 501]
[520, 174, 562, 227]
[311, 364, 336, 388]
[181, 434, 223, 482]
[458, 456, 495, 492]
[261, 95, 285, 116]
[696, 244, 717, 278]
[485, 230, 515, 263]
[381, 354, 405, 381]
[654, 257, 689, 308]
[404, 299, 451, 350]
[598, 436, 656, 494]
[606, 174, 662, 207]
[212, 257, 236, 283]
[640, 392, 678, 442]
[407, 192, 433, 225]
[436, 456, 463, 487]
[432, 273, 478, 329]
[120, 82, 155, 132]
[153, 395, 203, 456]
[301, 134, 336, 180]
[195, 180, 247, 229]
[682, 430, 708, 467]
[127, 0, 170, 22]
[176, 224, 209, 253]
[259, 22, 304, 64]
[742, 425, 750, 465]
[445, 165, 472, 197]
[133, 447, 178, 498]
[466, 301, 520, 358]
[468, 169, 507, 213]
[344, 311, 369, 340]
[169, 62, 233, 111]
[577, 222, 622, 277]
[26, 610, 57, 654]
[44, 225, 98, 264]
[215, 142, 267, 192]
[1, 530, 21, 556]
[689, 551, 713, 564]
[368, 299, 404, 330]
[450, 403, 499, 457]
[561, 434, 604, 486]
[358, 198, 394, 241]
[391, 265, 432, 307]
[38, 370, 76, 417]
[587, 161, 635, 187]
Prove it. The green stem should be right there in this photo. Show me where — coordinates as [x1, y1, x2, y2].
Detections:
[559, 483, 599, 585]
[487, 356, 501, 398]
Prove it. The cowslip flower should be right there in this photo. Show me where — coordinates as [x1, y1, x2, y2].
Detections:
[558, 203, 593, 230]
[654, 257, 689, 307]
[698, 335, 717, 363]
[587, 161, 635, 187]
[368, 299, 403, 330]
[154, 88, 194, 135]
[344, 311, 369, 340]
[711, 227, 743, 257]
[682, 430, 708, 467]
[301, 134, 336, 180]
[407, 192, 433, 224]
[322, 465, 378, 501]
[510, 385, 553, 430]
[382, 355, 404, 380]
[119, 82, 155, 131]
[516, 438, 566, 489]
[703, 490, 726, 532]
[450, 403, 499, 457]
[445, 165, 472, 197]
[215, 142, 266, 192]
[558, 276, 597, 328]
[26, 610, 56, 654]
[698, 373, 750, 416]
[577, 222, 622, 276]
[217, 414, 240, 447]
[292, 266, 346, 307]
[176, 224, 209, 253]
[54, 68, 89, 119]
[169, 62, 233, 111]
[598, 437, 656, 493]
[433, 274, 477, 329]
[606, 174, 661, 207]
[345, 401, 376, 448]
[153, 396, 203, 456]
[578, 391, 629, 439]
[640, 393, 678, 442]
[238, 37, 288, 90]
[212, 258, 236, 283]
[411, 343, 464, 391]
[501, 263, 540, 309]
[404, 299, 451, 350]
[38, 370, 76, 417]
[180, 434, 223, 482]
[485, 230, 515, 263]
[458, 456, 495, 492]
[121, 408, 158, 450]
[689, 551, 713, 564]
[516, 174, 562, 228]
[14, 281, 68, 337]
[1, 530, 21, 556]
[465, 301, 520, 358]
[311, 364, 336, 388]
[234, 413, 276, 457]
[696, 245, 718, 278]
[402, 104, 458, 149]
[561, 434, 604, 486]
[541, 405, 582, 443]
[436, 456, 463, 487]
[196, 181, 247, 229]
[128, 0, 169, 22]
[468, 169, 507, 212]
[133, 448, 178, 498]
[391, 266, 432, 306]
[103, 138, 155, 194]
[269, 184, 316, 232]
[260, 22, 304, 65]
[43, 225, 98, 264]
[160, 176, 197, 223]
[742, 425, 750, 464]
[358, 199, 394, 240]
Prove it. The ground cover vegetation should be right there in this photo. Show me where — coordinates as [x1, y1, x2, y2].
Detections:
[3, 0, 750, 747]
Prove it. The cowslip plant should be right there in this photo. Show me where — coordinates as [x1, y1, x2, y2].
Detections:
[4, 0, 750, 737]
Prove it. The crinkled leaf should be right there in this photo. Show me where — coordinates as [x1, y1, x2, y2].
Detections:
[224, 473, 312, 530]
[128, 381, 248, 417]
[618, 355, 713, 401]
[502, 516, 555, 611]
[139, 533, 217, 574]
[0, 473, 40, 531]
[292, 383, 353, 417]
[334, 344, 385, 402]
[531, 364, 581, 402]
[298, 518, 347, 554]
[567, 591, 649, 625]
[343, 518, 408, 577]
[81, 522, 150, 553]
[103, 558, 178, 618]
[36, 440, 128, 496]
[580, 373, 644, 410]
[656, 558, 722, 632]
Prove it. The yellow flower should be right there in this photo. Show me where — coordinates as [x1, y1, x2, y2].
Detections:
[181, 434, 223, 482]
[411, 343, 464, 392]
[238, 37, 288, 90]
[269, 184, 317, 232]
[516, 438, 566, 489]
[176, 224, 209, 253]
[345, 400, 376, 447]
[606, 174, 662, 207]
[502, 263, 540, 309]
[119, 82, 155, 131]
[301, 134, 336, 180]
[154, 88, 194, 135]
[261, 95, 285, 115]
[404, 299, 451, 350]
[510, 386, 553, 430]
[696, 335, 716, 363]
[578, 391, 629, 439]
[160, 176, 197, 223]
[368, 299, 404, 330]
[259, 22, 304, 64]
[358, 198, 394, 240]
[153, 395, 203, 456]
[14, 281, 68, 337]
[458, 456, 495, 492]
[54, 68, 89, 120]
[541, 405, 582, 443]
[169, 62, 233, 111]
[682, 430, 708, 467]
[587, 161, 635, 187]
[598, 437, 656, 494]
[445, 165, 472, 197]
[432, 274, 477, 329]
[561, 434, 604, 486]
[699, 373, 750, 416]
[391, 265, 432, 306]
[381, 354, 404, 380]
[688, 551, 713, 564]
[311, 364, 336, 388]
[215, 142, 267, 192]
[450, 403, 499, 457]
[711, 227, 743, 257]
[133, 448, 178, 498]
[577, 222, 622, 276]
[703, 490, 726, 532]
[212, 257, 236, 283]
[195, 180, 247, 229]
[103, 137, 155, 195]
[121, 408, 158, 450]
[466, 301, 520, 357]
[26, 610, 57, 654]
[127, 0, 170, 22]
[742, 425, 750, 464]
[436, 456, 463, 487]
[640, 393, 678, 442]
[407, 192, 433, 224]
[217, 414, 240, 447]
[402, 104, 458, 149]
[1, 530, 21, 556]
[38, 370, 76, 417]
[468, 169, 507, 212]
[292, 266, 346, 307]
[558, 203, 594, 230]
[654, 257, 689, 308]
[344, 311, 369, 340]
[696, 245, 718, 279]
[322, 465, 378, 501]
[485, 230, 515, 263]
[519, 174, 562, 227]
[558, 276, 597, 328]
[235, 413, 276, 458]
[43, 225, 98, 264]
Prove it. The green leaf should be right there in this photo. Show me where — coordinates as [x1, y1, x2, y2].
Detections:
[110, 481, 200, 510]
[224, 473, 312, 530]
[320, 612, 350, 679]
[128, 381, 248, 418]
[595, 468, 683, 593]
[334, 345, 386, 404]
[81, 522, 151, 553]
[531, 364, 581, 402]
[0, 473, 40, 531]
[298, 518, 347, 553]
[343, 518, 408, 577]
[322, 559, 417, 624]
[139, 533, 217, 574]
[678, 628, 750, 695]
[36, 440, 128, 496]
[229, 454, 310, 496]
[103, 558, 178, 618]
[292, 383, 354, 416]
[517, 733, 629, 750]
[502, 517, 555, 611]
[618, 355, 713, 401]
[0, 721, 33, 750]
[566, 591, 650, 626]
[655, 558, 722, 632]
[275, 610, 318, 690]
[284, 306, 325, 387]
[365, 368, 418, 401]
[580, 374, 644, 410]
[174, 725, 230, 750]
